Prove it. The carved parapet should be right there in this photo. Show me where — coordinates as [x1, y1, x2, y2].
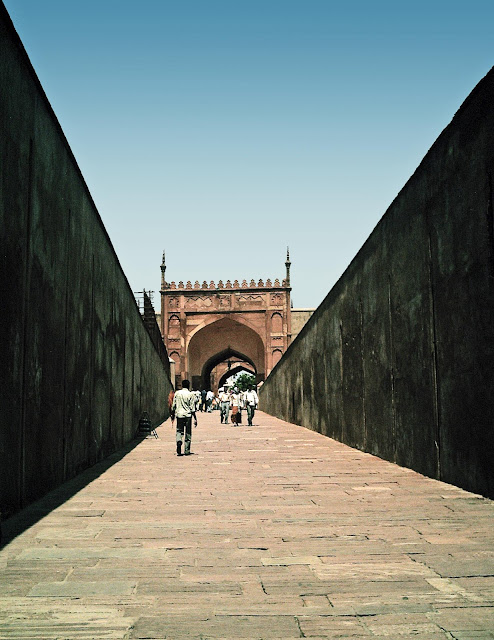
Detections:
[163, 275, 288, 292]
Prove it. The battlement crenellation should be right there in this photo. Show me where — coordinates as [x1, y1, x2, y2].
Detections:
[165, 277, 289, 291]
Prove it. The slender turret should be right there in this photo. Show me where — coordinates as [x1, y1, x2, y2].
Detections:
[285, 247, 291, 286]
[160, 251, 167, 290]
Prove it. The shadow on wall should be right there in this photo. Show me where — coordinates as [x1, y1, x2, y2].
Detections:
[0, 3, 172, 521]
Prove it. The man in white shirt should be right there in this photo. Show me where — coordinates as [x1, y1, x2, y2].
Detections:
[171, 379, 197, 456]
[218, 387, 230, 424]
[243, 385, 259, 426]
[206, 389, 214, 412]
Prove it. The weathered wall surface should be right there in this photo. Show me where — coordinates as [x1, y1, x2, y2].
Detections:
[260, 68, 494, 498]
[291, 309, 315, 341]
[0, 5, 172, 518]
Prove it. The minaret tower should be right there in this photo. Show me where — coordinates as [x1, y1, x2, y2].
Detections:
[160, 251, 168, 338]
[285, 247, 292, 344]
[285, 247, 291, 286]
[160, 251, 167, 291]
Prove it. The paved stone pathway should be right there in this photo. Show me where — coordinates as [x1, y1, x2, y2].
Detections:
[1, 411, 494, 639]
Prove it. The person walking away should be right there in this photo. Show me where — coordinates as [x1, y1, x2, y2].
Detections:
[230, 387, 243, 426]
[218, 387, 230, 424]
[200, 389, 207, 412]
[206, 389, 214, 412]
[194, 389, 201, 411]
[171, 380, 197, 456]
[243, 384, 259, 426]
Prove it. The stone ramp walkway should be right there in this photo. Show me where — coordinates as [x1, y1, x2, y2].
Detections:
[1, 411, 494, 639]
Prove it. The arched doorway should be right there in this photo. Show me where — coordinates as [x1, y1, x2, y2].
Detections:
[202, 348, 256, 391]
[218, 364, 256, 389]
[187, 317, 265, 390]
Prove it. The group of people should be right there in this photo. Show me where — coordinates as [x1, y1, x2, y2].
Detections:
[168, 381, 259, 456]
[196, 388, 215, 412]
[217, 385, 258, 426]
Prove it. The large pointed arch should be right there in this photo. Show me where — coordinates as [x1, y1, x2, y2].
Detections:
[218, 364, 256, 389]
[202, 348, 256, 391]
[187, 317, 265, 389]
[185, 314, 263, 350]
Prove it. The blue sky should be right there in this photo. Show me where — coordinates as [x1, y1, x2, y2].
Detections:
[4, 0, 494, 307]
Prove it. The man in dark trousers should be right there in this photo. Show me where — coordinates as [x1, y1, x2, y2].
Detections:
[172, 380, 198, 456]
[243, 384, 259, 426]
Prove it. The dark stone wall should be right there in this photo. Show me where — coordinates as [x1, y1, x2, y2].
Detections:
[0, 4, 172, 518]
[260, 68, 494, 499]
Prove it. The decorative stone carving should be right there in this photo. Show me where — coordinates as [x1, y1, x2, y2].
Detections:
[169, 297, 179, 308]
[168, 314, 180, 337]
[218, 295, 231, 307]
[237, 294, 264, 305]
[185, 296, 213, 308]
[271, 293, 283, 305]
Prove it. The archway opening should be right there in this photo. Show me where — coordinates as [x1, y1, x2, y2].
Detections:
[187, 317, 265, 391]
[218, 364, 256, 390]
[201, 348, 256, 392]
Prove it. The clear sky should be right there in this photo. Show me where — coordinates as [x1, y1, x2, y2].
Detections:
[4, 0, 493, 308]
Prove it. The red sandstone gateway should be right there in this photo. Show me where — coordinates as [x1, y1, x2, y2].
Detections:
[159, 251, 303, 391]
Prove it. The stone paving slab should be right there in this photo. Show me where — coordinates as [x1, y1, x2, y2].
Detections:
[1, 411, 494, 638]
